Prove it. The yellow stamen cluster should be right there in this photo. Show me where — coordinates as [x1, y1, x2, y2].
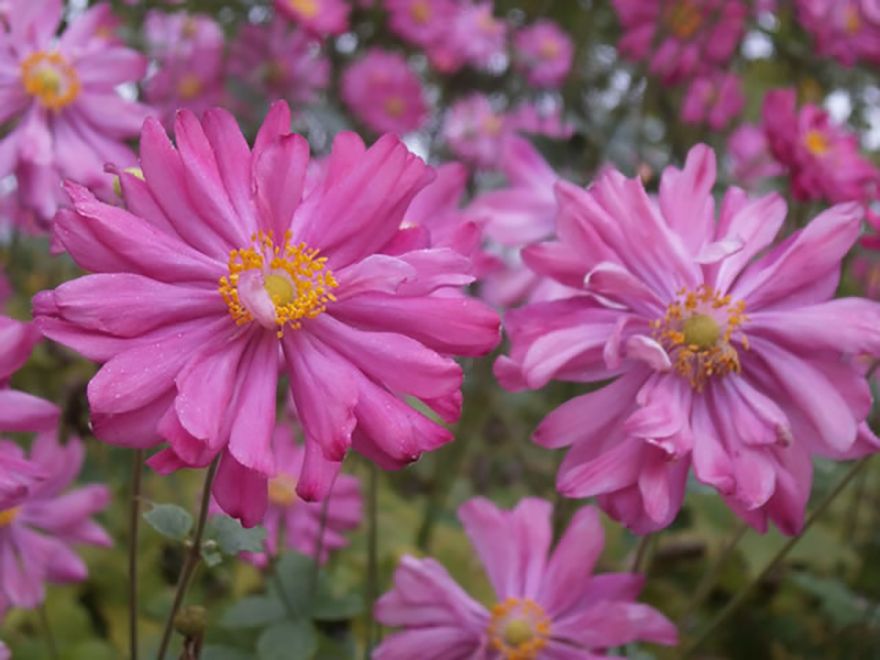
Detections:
[0, 507, 20, 528]
[384, 96, 406, 118]
[651, 285, 748, 392]
[845, 6, 862, 34]
[177, 73, 203, 101]
[410, 0, 431, 24]
[290, 0, 319, 18]
[666, 0, 704, 40]
[538, 38, 561, 61]
[804, 129, 830, 157]
[21, 51, 79, 110]
[218, 230, 338, 338]
[268, 476, 298, 507]
[487, 598, 551, 660]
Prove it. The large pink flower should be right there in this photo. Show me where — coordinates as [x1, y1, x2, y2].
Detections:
[213, 421, 362, 567]
[374, 498, 677, 659]
[513, 20, 574, 89]
[762, 89, 879, 206]
[0, 433, 112, 621]
[613, 0, 748, 84]
[497, 144, 880, 535]
[35, 103, 500, 527]
[0, 0, 151, 225]
[341, 49, 428, 135]
[796, 0, 880, 66]
[228, 22, 329, 105]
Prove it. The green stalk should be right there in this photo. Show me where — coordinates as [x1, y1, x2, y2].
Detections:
[363, 462, 379, 660]
[129, 449, 144, 660]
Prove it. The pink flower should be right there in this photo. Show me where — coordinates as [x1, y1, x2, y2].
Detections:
[613, 0, 749, 84]
[35, 102, 501, 527]
[275, 0, 350, 38]
[374, 498, 677, 658]
[497, 144, 880, 535]
[796, 0, 880, 66]
[214, 421, 362, 567]
[513, 20, 574, 89]
[0, 433, 112, 620]
[229, 22, 329, 105]
[144, 11, 227, 128]
[442, 94, 510, 169]
[425, 0, 507, 73]
[681, 72, 745, 131]
[762, 89, 879, 206]
[341, 49, 427, 135]
[726, 123, 784, 190]
[851, 256, 880, 299]
[0, 0, 151, 225]
[0, 641, 8, 660]
[384, 0, 456, 48]
[506, 100, 574, 141]
[0, 316, 59, 435]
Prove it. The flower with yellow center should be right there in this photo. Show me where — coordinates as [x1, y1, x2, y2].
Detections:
[845, 5, 862, 34]
[384, 96, 406, 118]
[538, 38, 561, 61]
[218, 230, 338, 338]
[652, 284, 749, 392]
[21, 51, 80, 111]
[177, 73, 204, 101]
[804, 129, 830, 157]
[409, 0, 431, 24]
[666, 0, 704, 40]
[487, 598, 551, 660]
[0, 507, 20, 528]
[290, 0, 319, 18]
[268, 475, 299, 507]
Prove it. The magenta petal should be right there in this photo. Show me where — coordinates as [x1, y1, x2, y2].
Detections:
[0, 390, 60, 433]
[296, 437, 342, 502]
[253, 133, 310, 237]
[212, 451, 269, 528]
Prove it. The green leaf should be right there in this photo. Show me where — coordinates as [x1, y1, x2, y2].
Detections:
[257, 620, 318, 660]
[312, 586, 364, 622]
[143, 504, 193, 541]
[208, 515, 267, 555]
[202, 647, 253, 660]
[220, 595, 288, 629]
[275, 552, 319, 617]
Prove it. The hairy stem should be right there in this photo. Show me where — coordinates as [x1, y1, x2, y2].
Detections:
[682, 456, 871, 657]
[129, 449, 144, 660]
[155, 457, 219, 660]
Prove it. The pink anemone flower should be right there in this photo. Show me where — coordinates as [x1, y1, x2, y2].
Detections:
[374, 498, 677, 659]
[497, 144, 880, 535]
[0, 0, 152, 225]
[513, 20, 574, 89]
[35, 102, 500, 527]
[726, 123, 784, 190]
[0, 315, 59, 435]
[341, 49, 428, 135]
[274, 0, 350, 38]
[384, 0, 456, 48]
[681, 72, 745, 131]
[762, 89, 879, 207]
[796, 0, 880, 66]
[212, 421, 362, 567]
[0, 433, 112, 620]
[613, 0, 748, 84]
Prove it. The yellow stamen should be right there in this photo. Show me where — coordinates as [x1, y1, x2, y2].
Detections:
[652, 284, 749, 392]
[804, 130, 829, 156]
[290, 0, 319, 18]
[177, 73, 203, 101]
[487, 598, 550, 660]
[410, 0, 431, 24]
[845, 6, 862, 34]
[667, 0, 704, 40]
[384, 97, 405, 118]
[21, 51, 80, 110]
[218, 230, 338, 338]
[482, 113, 504, 136]
[0, 507, 20, 528]
[538, 38, 561, 61]
[268, 476, 298, 507]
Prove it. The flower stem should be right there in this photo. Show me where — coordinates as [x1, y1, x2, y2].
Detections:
[629, 534, 654, 574]
[129, 449, 144, 660]
[155, 457, 219, 660]
[682, 456, 871, 658]
[38, 602, 59, 660]
[677, 520, 749, 629]
[364, 462, 379, 660]
[312, 495, 331, 596]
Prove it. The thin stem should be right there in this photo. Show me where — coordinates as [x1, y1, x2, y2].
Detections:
[682, 456, 871, 658]
[311, 495, 331, 596]
[364, 462, 379, 660]
[38, 603, 59, 660]
[845, 464, 870, 542]
[629, 534, 654, 574]
[270, 517, 296, 617]
[677, 521, 749, 628]
[129, 449, 144, 660]
[155, 457, 219, 660]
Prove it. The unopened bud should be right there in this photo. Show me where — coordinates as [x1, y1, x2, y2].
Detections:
[174, 605, 208, 639]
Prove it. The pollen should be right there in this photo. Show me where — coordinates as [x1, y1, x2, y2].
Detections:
[487, 598, 551, 660]
[666, 0, 704, 40]
[538, 38, 561, 60]
[290, 0, 319, 18]
[845, 6, 862, 34]
[804, 129, 829, 157]
[652, 284, 749, 392]
[268, 476, 298, 507]
[21, 51, 80, 110]
[177, 73, 203, 101]
[218, 230, 338, 338]
[384, 96, 405, 118]
[0, 507, 20, 528]
[409, 0, 431, 24]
